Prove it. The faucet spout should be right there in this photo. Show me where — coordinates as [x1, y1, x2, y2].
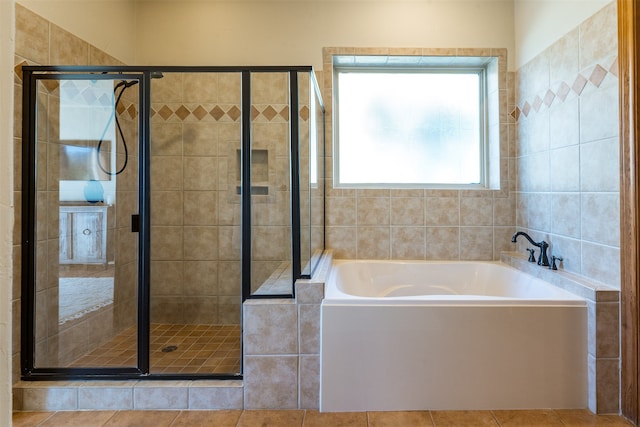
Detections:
[511, 231, 536, 246]
[511, 231, 550, 267]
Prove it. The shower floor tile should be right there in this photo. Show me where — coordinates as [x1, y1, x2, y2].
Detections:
[67, 323, 241, 374]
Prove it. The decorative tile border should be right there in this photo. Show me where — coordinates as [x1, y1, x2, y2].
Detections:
[512, 57, 618, 122]
[149, 103, 308, 123]
[14, 62, 310, 124]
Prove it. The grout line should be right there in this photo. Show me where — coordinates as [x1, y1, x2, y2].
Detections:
[428, 410, 435, 426]
[490, 410, 502, 426]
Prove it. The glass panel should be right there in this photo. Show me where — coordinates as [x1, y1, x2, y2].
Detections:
[298, 72, 311, 277]
[250, 72, 293, 296]
[149, 72, 242, 375]
[308, 73, 325, 276]
[33, 77, 139, 368]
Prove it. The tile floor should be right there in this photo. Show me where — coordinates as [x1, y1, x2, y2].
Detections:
[11, 409, 635, 426]
[68, 323, 241, 374]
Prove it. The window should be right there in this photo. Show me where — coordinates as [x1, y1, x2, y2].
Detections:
[334, 56, 493, 188]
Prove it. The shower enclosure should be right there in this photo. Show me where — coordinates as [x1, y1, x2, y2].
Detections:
[20, 66, 325, 380]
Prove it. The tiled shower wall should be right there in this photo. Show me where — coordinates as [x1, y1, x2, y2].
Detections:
[322, 47, 516, 261]
[149, 71, 308, 323]
[248, 72, 296, 292]
[111, 87, 140, 345]
[149, 72, 243, 325]
[12, 4, 132, 380]
[513, 1, 619, 290]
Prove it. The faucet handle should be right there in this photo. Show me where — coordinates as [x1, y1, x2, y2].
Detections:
[550, 255, 563, 270]
[526, 248, 536, 263]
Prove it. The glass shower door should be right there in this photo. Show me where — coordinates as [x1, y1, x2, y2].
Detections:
[28, 75, 141, 370]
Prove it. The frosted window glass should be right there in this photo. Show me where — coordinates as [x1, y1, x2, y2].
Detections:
[337, 72, 482, 185]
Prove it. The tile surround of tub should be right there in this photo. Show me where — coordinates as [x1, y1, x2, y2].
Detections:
[502, 251, 620, 414]
[241, 252, 331, 410]
[14, 249, 617, 414]
[323, 47, 515, 262]
[514, 1, 620, 292]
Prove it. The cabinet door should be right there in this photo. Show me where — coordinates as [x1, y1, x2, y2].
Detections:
[72, 210, 106, 263]
[59, 211, 73, 263]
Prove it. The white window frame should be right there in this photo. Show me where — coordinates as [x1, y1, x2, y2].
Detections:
[333, 55, 494, 189]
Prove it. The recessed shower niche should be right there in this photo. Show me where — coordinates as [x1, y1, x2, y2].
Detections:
[20, 66, 325, 380]
[235, 148, 270, 196]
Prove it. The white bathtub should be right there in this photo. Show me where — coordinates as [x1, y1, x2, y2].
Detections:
[320, 260, 588, 412]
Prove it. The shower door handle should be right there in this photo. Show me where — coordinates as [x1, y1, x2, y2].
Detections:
[131, 214, 140, 233]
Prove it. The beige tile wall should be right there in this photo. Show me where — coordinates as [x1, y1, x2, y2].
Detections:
[322, 47, 516, 261]
[149, 70, 310, 321]
[513, 1, 620, 413]
[514, 1, 619, 289]
[111, 88, 139, 340]
[150, 72, 243, 325]
[243, 252, 331, 410]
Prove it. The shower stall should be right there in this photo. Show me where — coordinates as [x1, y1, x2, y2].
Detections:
[20, 66, 325, 379]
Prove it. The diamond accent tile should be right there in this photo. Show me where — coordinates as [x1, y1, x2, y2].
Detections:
[14, 60, 27, 80]
[279, 106, 290, 121]
[127, 104, 137, 120]
[61, 81, 80, 99]
[227, 106, 241, 121]
[262, 105, 278, 121]
[42, 80, 59, 93]
[556, 82, 571, 102]
[98, 93, 112, 106]
[589, 64, 607, 88]
[543, 89, 555, 107]
[82, 88, 97, 105]
[610, 57, 619, 77]
[517, 57, 619, 119]
[210, 106, 225, 121]
[151, 108, 157, 118]
[116, 103, 126, 116]
[158, 105, 174, 120]
[251, 106, 260, 121]
[532, 95, 543, 112]
[572, 74, 588, 95]
[174, 105, 191, 120]
[510, 106, 520, 121]
[193, 105, 208, 120]
[300, 105, 310, 121]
